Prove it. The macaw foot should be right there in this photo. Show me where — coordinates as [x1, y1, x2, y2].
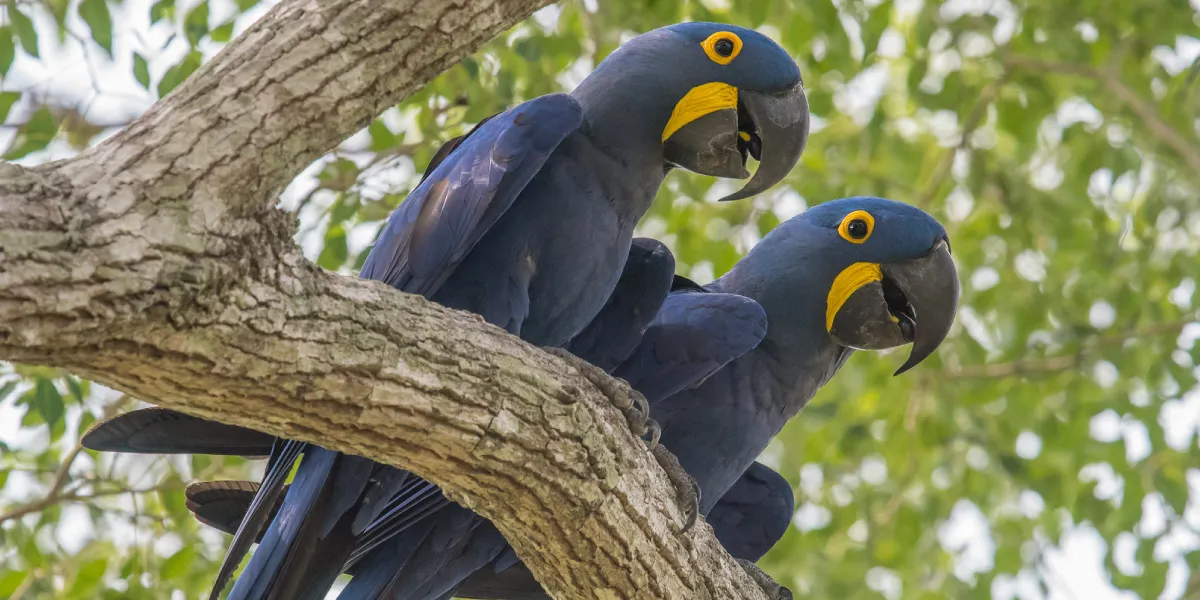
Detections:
[541, 346, 658, 447]
[651, 444, 700, 533]
[735, 559, 793, 600]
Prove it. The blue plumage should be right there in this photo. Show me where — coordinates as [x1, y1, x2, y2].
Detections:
[84, 21, 818, 600]
[83, 196, 956, 600]
[360, 94, 582, 299]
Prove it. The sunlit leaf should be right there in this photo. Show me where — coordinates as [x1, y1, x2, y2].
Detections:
[6, 1, 38, 57]
[4, 107, 59, 159]
[78, 0, 113, 55]
[0, 26, 15, 75]
[133, 52, 150, 89]
[157, 51, 203, 97]
[184, 1, 209, 46]
[33, 378, 63, 427]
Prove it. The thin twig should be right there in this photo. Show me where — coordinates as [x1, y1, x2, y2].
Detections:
[0, 394, 133, 524]
[0, 482, 175, 523]
[913, 74, 1009, 208]
[8, 568, 39, 600]
[1002, 54, 1200, 174]
[943, 316, 1197, 379]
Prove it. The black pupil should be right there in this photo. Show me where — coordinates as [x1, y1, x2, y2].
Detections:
[848, 219, 868, 238]
[714, 38, 734, 57]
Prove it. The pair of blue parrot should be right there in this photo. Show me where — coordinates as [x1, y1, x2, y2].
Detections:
[82, 21, 960, 600]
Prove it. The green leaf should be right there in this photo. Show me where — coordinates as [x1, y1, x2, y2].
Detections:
[158, 487, 188, 521]
[210, 19, 234, 43]
[0, 378, 18, 401]
[0, 26, 15, 75]
[78, 0, 113, 55]
[157, 51, 202, 97]
[190, 453, 211, 472]
[184, 1, 209, 46]
[317, 157, 359, 191]
[149, 0, 174, 24]
[367, 120, 396, 152]
[78, 410, 96, 434]
[33, 378, 63, 426]
[0, 570, 27, 598]
[6, 2, 38, 57]
[4, 107, 60, 160]
[317, 225, 348, 270]
[66, 376, 85, 402]
[66, 558, 107, 598]
[159, 546, 195, 580]
[133, 52, 150, 89]
[48, 414, 66, 442]
[330, 194, 360, 225]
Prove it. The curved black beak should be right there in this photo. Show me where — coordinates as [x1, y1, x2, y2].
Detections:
[718, 82, 810, 202]
[828, 239, 959, 375]
[662, 81, 810, 199]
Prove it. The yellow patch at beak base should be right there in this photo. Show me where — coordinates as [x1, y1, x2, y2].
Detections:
[826, 262, 883, 331]
[662, 82, 738, 142]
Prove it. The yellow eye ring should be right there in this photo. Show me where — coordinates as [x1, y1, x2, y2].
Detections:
[701, 32, 743, 65]
[838, 210, 875, 243]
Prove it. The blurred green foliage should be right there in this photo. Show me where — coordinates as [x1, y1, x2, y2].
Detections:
[2, 0, 1200, 598]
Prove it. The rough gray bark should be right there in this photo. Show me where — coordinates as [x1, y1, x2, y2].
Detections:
[0, 0, 773, 598]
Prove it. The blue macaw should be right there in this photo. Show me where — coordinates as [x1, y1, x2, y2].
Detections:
[81, 237, 779, 597]
[341, 196, 957, 600]
[174, 460, 793, 600]
[85, 197, 958, 600]
[84, 21, 810, 599]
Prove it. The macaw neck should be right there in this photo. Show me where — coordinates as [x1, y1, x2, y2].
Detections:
[708, 239, 854, 418]
[570, 82, 669, 178]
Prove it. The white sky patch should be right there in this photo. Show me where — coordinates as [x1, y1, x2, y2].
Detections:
[689, 261, 715, 285]
[1042, 525, 1140, 600]
[938, 500, 996, 582]
[945, 186, 975, 222]
[799, 463, 824, 499]
[1015, 430, 1042, 459]
[792, 502, 832, 532]
[1093, 360, 1119, 389]
[1159, 388, 1200, 450]
[1088, 301, 1117, 329]
[834, 64, 888, 127]
[1080, 463, 1124, 503]
[860, 456, 888, 485]
[970, 266, 1000, 291]
[866, 566, 903, 600]
[772, 188, 807, 221]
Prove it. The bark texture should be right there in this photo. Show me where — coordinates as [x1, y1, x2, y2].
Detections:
[0, 0, 771, 598]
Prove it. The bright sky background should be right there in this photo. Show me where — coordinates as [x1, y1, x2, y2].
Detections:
[1, 0, 1199, 598]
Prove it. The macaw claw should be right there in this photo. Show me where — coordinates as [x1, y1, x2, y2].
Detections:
[735, 559, 793, 600]
[651, 444, 701, 533]
[542, 346, 658, 448]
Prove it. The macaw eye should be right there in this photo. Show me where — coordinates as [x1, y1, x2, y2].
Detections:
[837, 210, 875, 244]
[702, 32, 743, 65]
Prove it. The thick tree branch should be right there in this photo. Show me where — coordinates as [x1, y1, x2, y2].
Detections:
[65, 0, 556, 215]
[0, 0, 773, 597]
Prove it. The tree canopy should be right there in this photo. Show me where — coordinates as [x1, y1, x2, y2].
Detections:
[1, 0, 1199, 598]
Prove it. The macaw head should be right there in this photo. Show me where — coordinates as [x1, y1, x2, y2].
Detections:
[735, 197, 960, 374]
[573, 22, 810, 202]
